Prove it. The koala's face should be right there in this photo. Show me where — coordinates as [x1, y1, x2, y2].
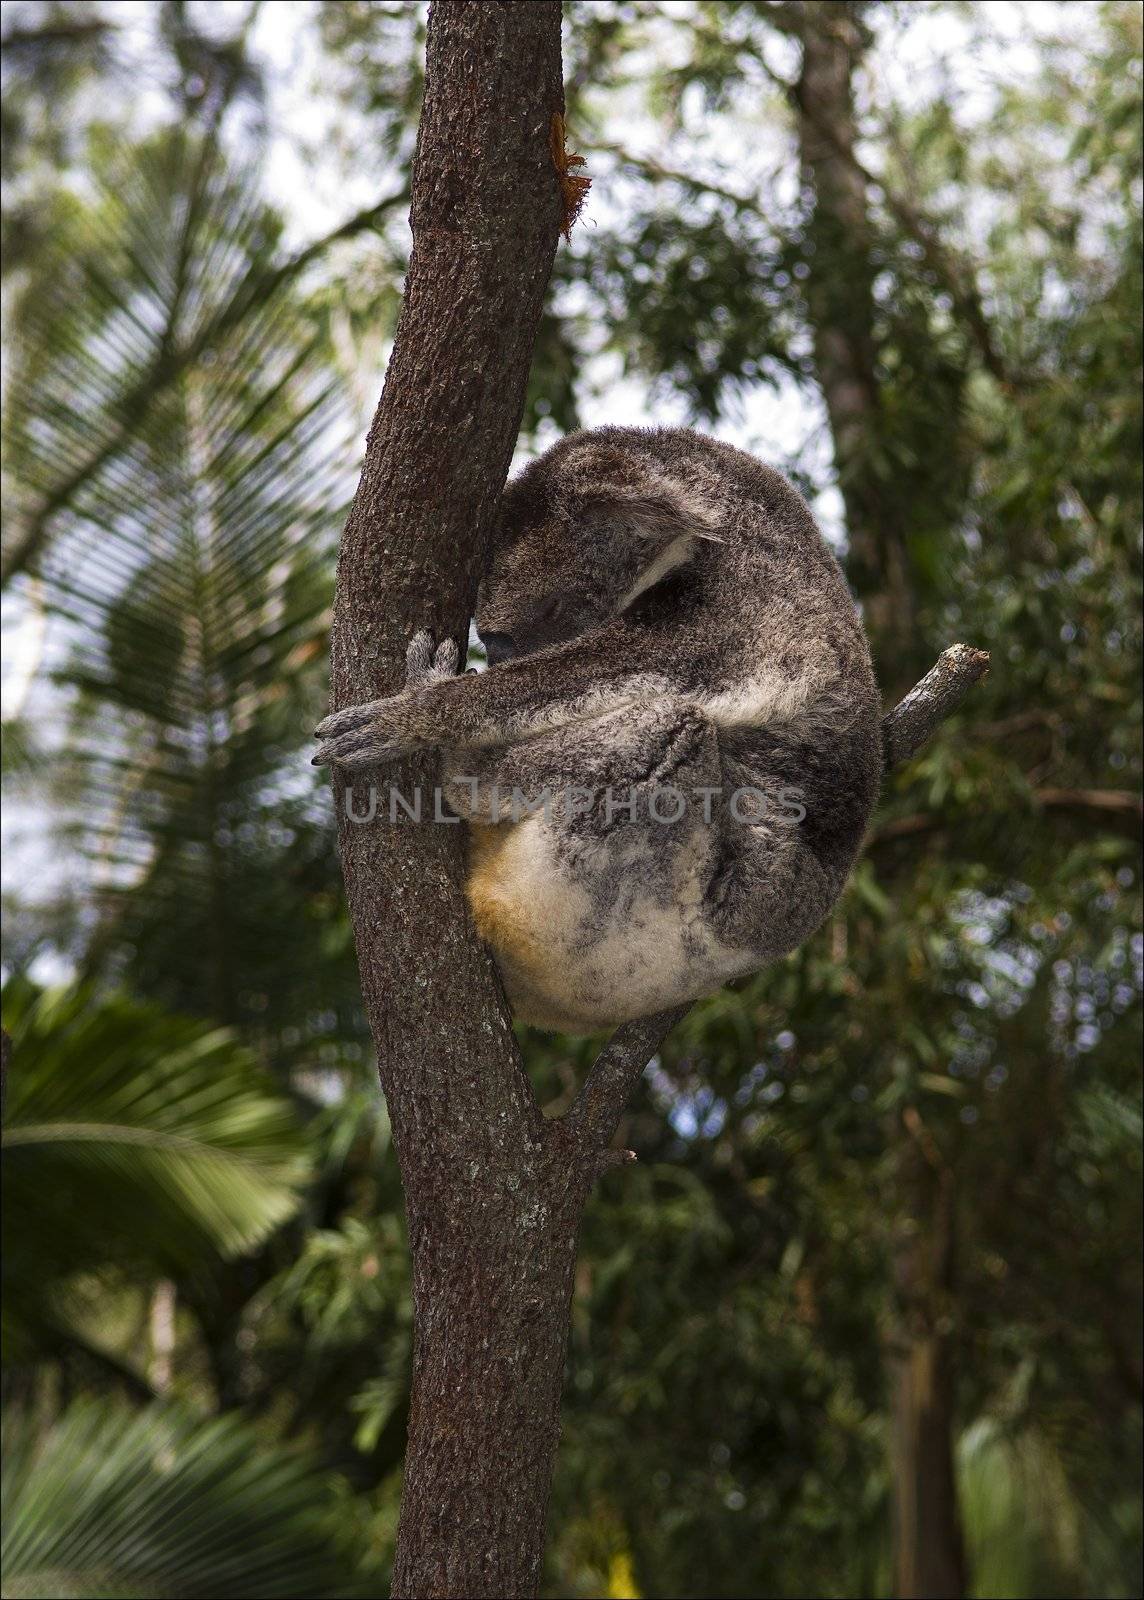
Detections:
[475, 482, 638, 665]
[476, 439, 716, 665]
[475, 521, 616, 665]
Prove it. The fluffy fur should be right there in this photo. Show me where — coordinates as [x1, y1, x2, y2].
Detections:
[315, 426, 883, 1032]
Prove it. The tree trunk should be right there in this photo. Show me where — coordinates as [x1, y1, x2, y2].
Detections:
[782, 8, 969, 1593]
[888, 1129, 967, 1600]
[788, 0, 918, 684]
[327, 5, 583, 1594]
[396, 1136, 593, 1597]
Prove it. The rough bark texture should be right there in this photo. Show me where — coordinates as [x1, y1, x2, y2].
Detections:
[329, 6, 578, 1595]
[881, 646, 991, 770]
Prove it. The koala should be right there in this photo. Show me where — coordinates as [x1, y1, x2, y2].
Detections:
[315, 426, 883, 1034]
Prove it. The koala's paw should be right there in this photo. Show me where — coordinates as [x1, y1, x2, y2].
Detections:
[312, 630, 460, 770]
[311, 699, 407, 769]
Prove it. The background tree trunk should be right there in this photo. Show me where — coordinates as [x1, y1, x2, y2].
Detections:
[782, 6, 969, 1593]
[327, 5, 577, 1594]
[888, 1128, 967, 1600]
[787, 0, 918, 684]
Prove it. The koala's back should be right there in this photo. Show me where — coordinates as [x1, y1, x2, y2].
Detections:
[598, 427, 884, 860]
[615, 427, 876, 695]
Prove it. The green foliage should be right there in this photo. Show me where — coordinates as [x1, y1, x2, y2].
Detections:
[1, 117, 369, 1052]
[1, 978, 307, 1374]
[0, 1399, 381, 1598]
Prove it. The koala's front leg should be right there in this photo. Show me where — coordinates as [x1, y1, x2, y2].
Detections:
[314, 622, 667, 771]
[313, 630, 461, 768]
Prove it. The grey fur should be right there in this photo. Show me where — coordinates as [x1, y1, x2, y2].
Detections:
[315, 426, 883, 1032]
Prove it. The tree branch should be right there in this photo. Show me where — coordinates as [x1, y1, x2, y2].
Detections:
[881, 644, 990, 770]
[873, 787, 1141, 847]
[1032, 786, 1142, 820]
[595, 141, 763, 214]
[563, 1005, 692, 1156]
[0, 19, 116, 52]
[567, 643, 991, 1162]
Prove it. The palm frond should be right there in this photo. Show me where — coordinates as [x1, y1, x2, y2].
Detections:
[1, 125, 371, 1037]
[959, 1417, 1084, 1598]
[1, 977, 309, 1366]
[0, 1398, 381, 1598]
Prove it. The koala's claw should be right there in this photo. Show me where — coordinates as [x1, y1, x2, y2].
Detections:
[315, 702, 370, 742]
[312, 727, 399, 769]
[312, 693, 395, 762]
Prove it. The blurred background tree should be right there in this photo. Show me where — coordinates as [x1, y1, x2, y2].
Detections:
[1, 3, 1140, 1597]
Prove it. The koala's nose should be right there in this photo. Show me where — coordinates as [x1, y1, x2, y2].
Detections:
[480, 631, 517, 666]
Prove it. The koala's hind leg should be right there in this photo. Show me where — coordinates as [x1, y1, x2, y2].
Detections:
[527, 701, 731, 927]
[548, 702, 835, 970]
[700, 753, 839, 965]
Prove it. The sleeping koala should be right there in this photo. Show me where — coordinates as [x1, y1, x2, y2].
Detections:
[315, 426, 883, 1034]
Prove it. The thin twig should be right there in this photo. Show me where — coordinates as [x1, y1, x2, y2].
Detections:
[596, 1147, 639, 1174]
[881, 644, 990, 771]
[874, 787, 1142, 847]
[594, 141, 762, 213]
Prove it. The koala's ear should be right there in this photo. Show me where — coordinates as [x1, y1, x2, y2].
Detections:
[579, 482, 724, 544]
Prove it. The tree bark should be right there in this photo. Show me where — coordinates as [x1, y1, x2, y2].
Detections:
[328, 5, 580, 1595]
[881, 646, 990, 770]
